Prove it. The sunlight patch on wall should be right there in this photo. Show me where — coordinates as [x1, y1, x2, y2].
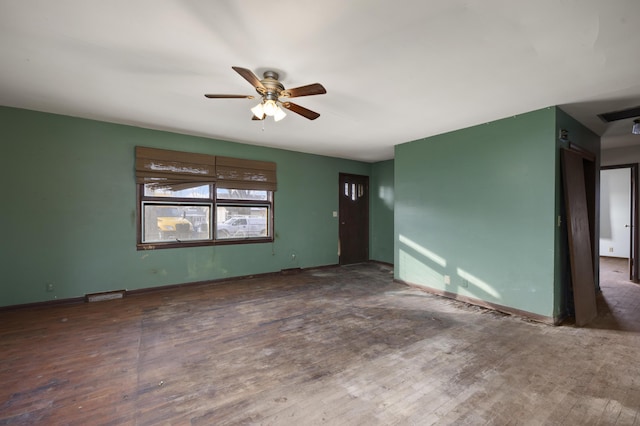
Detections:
[398, 249, 444, 288]
[456, 267, 501, 300]
[398, 234, 447, 267]
[378, 185, 394, 209]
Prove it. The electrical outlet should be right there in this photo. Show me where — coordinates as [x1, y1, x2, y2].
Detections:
[444, 275, 451, 285]
[461, 279, 469, 288]
[609, 247, 614, 253]
[46, 283, 54, 292]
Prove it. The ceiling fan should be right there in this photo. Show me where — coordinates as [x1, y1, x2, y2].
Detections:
[205, 66, 326, 121]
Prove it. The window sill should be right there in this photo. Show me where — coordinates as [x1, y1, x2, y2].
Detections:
[137, 237, 274, 250]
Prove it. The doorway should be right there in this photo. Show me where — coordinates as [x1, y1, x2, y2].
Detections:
[339, 173, 369, 265]
[599, 164, 639, 282]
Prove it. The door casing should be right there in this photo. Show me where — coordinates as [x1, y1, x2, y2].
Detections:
[601, 163, 639, 282]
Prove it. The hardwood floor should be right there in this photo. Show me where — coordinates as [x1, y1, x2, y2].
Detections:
[1, 262, 640, 425]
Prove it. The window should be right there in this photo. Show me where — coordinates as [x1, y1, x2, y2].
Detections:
[141, 184, 213, 244]
[136, 147, 276, 249]
[216, 189, 271, 240]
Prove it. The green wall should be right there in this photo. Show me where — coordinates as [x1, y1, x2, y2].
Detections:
[1, 107, 376, 307]
[394, 108, 558, 318]
[370, 160, 394, 264]
[4, 104, 592, 315]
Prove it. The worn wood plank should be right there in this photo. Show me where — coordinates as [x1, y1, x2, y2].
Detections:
[1, 262, 640, 424]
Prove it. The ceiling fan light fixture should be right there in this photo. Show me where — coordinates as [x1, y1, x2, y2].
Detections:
[250, 102, 264, 118]
[273, 107, 287, 122]
[263, 99, 278, 116]
[633, 119, 640, 135]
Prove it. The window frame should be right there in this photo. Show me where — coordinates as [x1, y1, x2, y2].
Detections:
[215, 190, 274, 244]
[136, 183, 275, 250]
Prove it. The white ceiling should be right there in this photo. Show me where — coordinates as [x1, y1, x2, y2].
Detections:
[1, 0, 640, 162]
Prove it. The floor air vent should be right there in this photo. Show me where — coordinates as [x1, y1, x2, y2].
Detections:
[85, 290, 126, 302]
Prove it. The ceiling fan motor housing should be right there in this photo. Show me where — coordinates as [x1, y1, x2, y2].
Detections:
[259, 71, 284, 100]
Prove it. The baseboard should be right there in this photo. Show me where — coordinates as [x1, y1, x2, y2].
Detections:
[1, 262, 382, 311]
[0, 296, 85, 312]
[128, 264, 345, 297]
[395, 278, 556, 325]
[369, 260, 394, 268]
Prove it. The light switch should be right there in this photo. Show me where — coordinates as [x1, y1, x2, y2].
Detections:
[332, 211, 338, 217]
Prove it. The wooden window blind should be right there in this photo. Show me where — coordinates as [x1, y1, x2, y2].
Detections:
[135, 147, 277, 191]
[135, 146, 216, 188]
[216, 156, 277, 191]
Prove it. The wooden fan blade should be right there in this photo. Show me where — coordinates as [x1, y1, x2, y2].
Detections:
[282, 102, 320, 120]
[204, 94, 255, 99]
[281, 83, 326, 98]
[252, 114, 266, 121]
[232, 66, 265, 91]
